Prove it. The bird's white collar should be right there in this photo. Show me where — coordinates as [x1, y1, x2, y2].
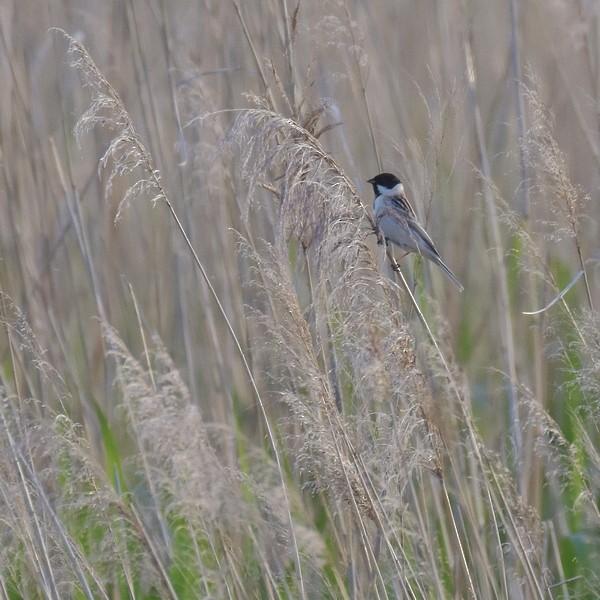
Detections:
[377, 182, 404, 197]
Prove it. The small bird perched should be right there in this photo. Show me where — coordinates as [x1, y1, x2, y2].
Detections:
[368, 172, 463, 291]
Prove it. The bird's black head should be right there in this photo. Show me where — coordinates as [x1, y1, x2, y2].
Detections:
[367, 172, 401, 194]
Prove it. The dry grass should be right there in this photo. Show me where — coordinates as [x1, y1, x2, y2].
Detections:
[1, 1, 599, 598]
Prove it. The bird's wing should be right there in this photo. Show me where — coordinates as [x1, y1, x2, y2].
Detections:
[405, 217, 441, 260]
[389, 194, 418, 220]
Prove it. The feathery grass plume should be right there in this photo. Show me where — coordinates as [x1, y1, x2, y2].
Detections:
[104, 325, 241, 591]
[0, 399, 166, 600]
[104, 324, 242, 522]
[523, 79, 593, 309]
[524, 84, 585, 243]
[0, 298, 162, 599]
[520, 384, 600, 595]
[0, 292, 72, 413]
[103, 324, 322, 596]
[58, 30, 165, 221]
[242, 239, 375, 517]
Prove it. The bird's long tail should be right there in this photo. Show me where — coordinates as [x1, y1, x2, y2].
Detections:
[431, 256, 464, 291]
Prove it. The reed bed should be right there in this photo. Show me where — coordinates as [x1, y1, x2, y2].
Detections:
[0, 1, 599, 598]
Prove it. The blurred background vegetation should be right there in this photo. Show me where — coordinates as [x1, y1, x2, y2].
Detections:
[1, 0, 599, 598]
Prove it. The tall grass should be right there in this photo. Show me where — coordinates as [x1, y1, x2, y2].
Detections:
[1, 1, 599, 598]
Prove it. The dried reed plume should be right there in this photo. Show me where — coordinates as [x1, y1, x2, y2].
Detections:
[524, 80, 594, 310]
[59, 30, 165, 220]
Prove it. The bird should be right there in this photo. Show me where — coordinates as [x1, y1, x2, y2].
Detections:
[367, 172, 463, 291]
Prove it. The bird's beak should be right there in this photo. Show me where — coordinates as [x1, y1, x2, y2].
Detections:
[367, 178, 375, 184]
